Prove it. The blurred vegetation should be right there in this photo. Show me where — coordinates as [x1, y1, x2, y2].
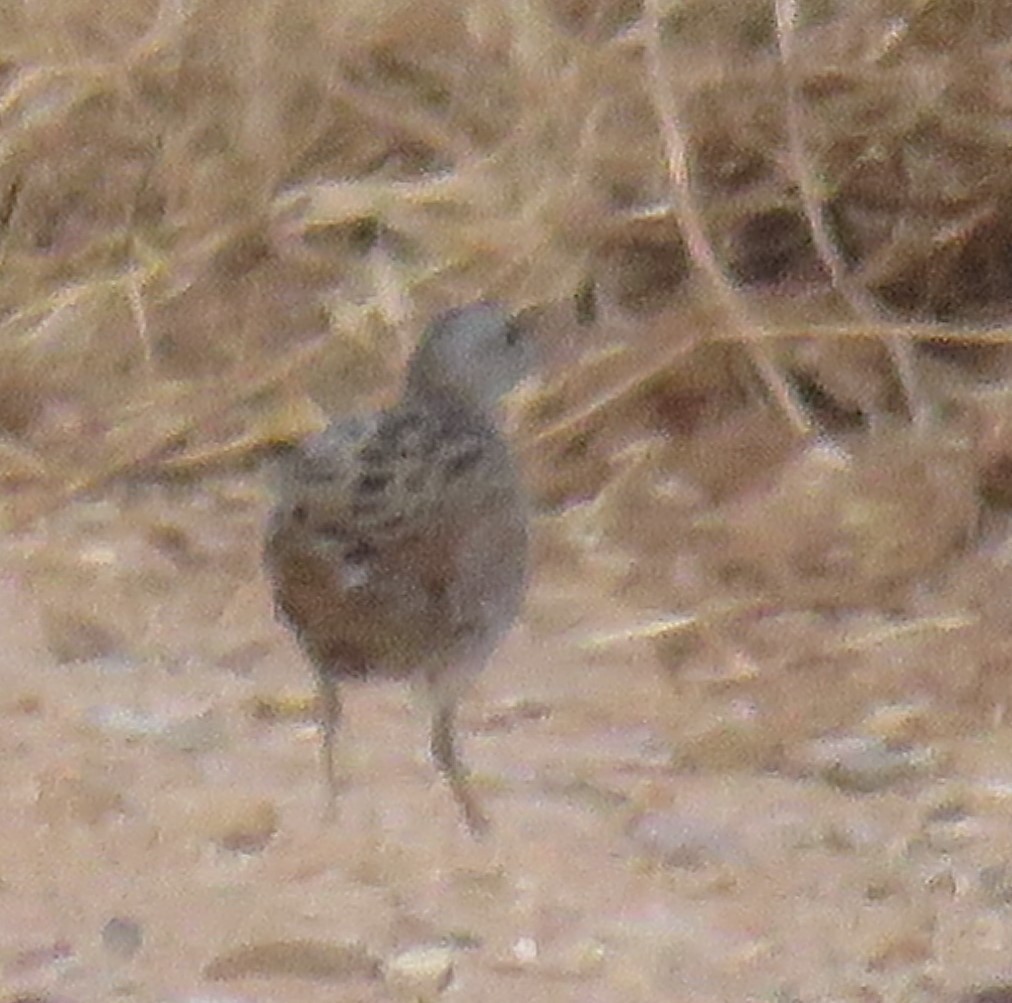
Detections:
[5, 0, 1012, 707]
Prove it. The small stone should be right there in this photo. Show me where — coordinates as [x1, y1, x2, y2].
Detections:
[161, 709, 227, 754]
[86, 705, 165, 738]
[35, 767, 126, 826]
[184, 795, 279, 853]
[204, 939, 380, 981]
[627, 810, 741, 869]
[216, 800, 278, 853]
[673, 715, 776, 773]
[960, 986, 1012, 1003]
[980, 864, 1012, 905]
[102, 916, 143, 959]
[43, 610, 124, 664]
[796, 735, 934, 793]
[384, 945, 455, 1000]
[246, 692, 315, 724]
[861, 702, 932, 744]
[85, 705, 225, 753]
[923, 815, 981, 852]
[511, 937, 538, 965]
[923, 865, 958, 897]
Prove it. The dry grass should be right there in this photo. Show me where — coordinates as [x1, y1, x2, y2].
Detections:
[4, 0, 1012, 715]
[9, 5, 1012, 999]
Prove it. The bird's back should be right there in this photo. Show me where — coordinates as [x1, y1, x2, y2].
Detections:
[264, 397, 528, 680]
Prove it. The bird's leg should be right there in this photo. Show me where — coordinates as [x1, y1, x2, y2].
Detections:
[430, 701, 489, 838]
[316, 672, 342, 821]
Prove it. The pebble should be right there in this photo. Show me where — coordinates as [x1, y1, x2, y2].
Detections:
[795, 735, 934, 793]
[627, 810, 742, 869]
[203, 939, 380, 981]
[960, 986, 1012, 1003]
[203, 797, 279, 854]
[979, 864, 1012, 905]
[384, 945, 455, 1000]
[101, 916, 144, 959]
[85, 705, 226, 753]
[861, 702, 933, 744]
[672, 715, 776, 773]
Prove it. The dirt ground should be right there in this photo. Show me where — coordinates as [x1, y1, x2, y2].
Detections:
[8, 2, 1012, 1001]
[1, 471, 1012, 1003]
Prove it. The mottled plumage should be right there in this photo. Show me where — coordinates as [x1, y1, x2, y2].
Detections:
[264, 303, 532, 835]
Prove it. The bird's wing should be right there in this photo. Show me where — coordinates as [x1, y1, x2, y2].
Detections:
[269, 404, 507, 579]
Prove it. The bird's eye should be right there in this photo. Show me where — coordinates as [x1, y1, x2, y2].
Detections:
[504, 318, 522, 347]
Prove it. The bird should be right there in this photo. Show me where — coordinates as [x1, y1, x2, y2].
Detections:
[263, 302, 533, 836]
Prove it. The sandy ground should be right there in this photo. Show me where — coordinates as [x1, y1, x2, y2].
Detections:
[3, 476, 1012, 1003]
